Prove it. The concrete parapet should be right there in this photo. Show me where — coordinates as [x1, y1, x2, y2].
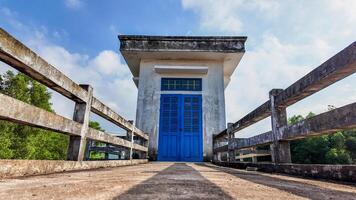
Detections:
[0, 159, 148, 179]
[213, 161, 356, 182]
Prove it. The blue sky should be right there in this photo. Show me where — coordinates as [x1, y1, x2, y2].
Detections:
[1, 0, 355, 137]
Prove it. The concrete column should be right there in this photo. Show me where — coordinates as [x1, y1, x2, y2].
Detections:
[269, 89, 291, 163]
[67, 85, 93, 161]
[84, 140, 92, 160]
[227, 123, 235, 163]
[130, 129, 134, 160]
[251, 147, 258, 163]
[104, 144, 109, 160]
[239, 153, 243, 162]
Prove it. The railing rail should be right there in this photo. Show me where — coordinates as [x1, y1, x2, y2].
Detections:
[213, 41, 356, 164]
[0, 28, 148, 161]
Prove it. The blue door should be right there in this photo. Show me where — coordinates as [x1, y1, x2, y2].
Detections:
[158, 94, 202, 162]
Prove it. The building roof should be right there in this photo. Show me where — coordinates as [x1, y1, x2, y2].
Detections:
[119, 35, 247, 87]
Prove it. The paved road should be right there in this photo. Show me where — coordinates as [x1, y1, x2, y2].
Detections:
[0, 162, 355, 199]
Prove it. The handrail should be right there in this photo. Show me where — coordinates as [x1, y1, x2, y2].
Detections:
[0, 28, 148, 161]
[213, 41, 356, 164]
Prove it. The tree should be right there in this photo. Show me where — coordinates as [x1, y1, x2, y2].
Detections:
[88, 121, 106, 160]
[0, 71, 68, 160]
[325, 148, 351, 164]
[288, 111, 355, 164]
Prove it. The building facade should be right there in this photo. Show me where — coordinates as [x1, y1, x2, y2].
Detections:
[119, 36, 246, 161]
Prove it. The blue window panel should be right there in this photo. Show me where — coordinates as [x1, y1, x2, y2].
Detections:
[161, 78, 202, 91]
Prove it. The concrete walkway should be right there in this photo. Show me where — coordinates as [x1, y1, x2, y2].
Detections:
[0, 162, 355, 199]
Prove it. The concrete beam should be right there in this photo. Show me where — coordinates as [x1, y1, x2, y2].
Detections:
[235, 151, 271, 160]
[0, 93, 147, 152]
[0, 159, 148, 178]
[213, 145, 228, 153]
[119, 35, 247, 53]
[214, 41, 356, 139]
[275, 41, 356, 107]
[91, 97, 148, 140]
[0, 28, 88, 103]
[228, 131, 273, 150]
[87, 128, 147, 152]
[213, 162, 356, 182]
[225, 102, 356, 153]
[282, 102, 356, 140]
[214, 101, 271, 139]
[0, 93, 82, 136]
[0, 29, 148, 143]
[89, 146, 121, 155]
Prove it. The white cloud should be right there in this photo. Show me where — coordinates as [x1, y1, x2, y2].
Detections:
[182, 0, 356, 137]
[34, 44, 137, 121]
[89, 50, 128, 76]
[0, 63, 12, 75]
[182, 0, 280, 34]
[64, 0, 83, 9]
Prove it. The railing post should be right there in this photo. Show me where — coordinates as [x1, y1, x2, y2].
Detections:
[130, 128, 134, 161]
[269, 89, 291, 163]
[67, 85, 93, 161]
[251, 147, 258, 163]
[227, 123, 235, 163]
[84, 140, 92, 160]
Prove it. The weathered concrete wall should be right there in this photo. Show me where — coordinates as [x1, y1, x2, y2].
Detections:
[136, 59, 226, 161]
[0, 159, 148, 179]
[213, 161, 356, 182]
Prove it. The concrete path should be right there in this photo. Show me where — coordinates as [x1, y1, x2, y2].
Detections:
[0, 162, 355, 199]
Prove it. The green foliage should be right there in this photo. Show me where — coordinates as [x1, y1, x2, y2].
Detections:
[89, 121, 105, 132]
[325, 148, 351, 164]
[0, 70, 68, 160]
[288, 112, 355, 164]
[88, 120, 106, 160]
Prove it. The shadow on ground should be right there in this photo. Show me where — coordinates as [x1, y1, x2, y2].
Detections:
[198, 163, 356, 200]
[114, 163, 233, 200]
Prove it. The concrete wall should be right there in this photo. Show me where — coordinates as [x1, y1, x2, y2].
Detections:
[0, 159, 148, 179]
[136, 59, 226, 161]
[213, 161, 356, 182]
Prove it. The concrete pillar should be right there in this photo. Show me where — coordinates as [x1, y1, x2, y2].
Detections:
[251, 147, 258, 163]
[227, 123, 235, 163]
[239, 153, 244, 161]
[67, 85, 93, 161]
[84, 140, 92, 160]
[130, 129, 134, 160]
[269, 89, 291, 163]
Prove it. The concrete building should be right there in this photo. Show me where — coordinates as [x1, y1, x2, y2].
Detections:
[119, 35, 246, 161]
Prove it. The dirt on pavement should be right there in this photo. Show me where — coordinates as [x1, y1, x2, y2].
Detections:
[0, 162, 355, 200]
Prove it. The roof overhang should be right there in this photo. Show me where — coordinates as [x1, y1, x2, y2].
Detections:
[119, 35, 247, 88]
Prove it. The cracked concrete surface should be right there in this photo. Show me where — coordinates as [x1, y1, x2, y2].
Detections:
[0, 162, 355, 200]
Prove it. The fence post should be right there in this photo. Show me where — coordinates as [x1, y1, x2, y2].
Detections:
[227, 123, 235, 163]
[251, 147, 258, 163]
[269, 89, 291, 163]
[84, 140, 92, 160]
[130, 128, 134, 161]
[67, 85, 93, 161]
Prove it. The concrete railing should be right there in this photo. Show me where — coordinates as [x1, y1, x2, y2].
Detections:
[0, 28, 148, 164]
[213, 41, 356, 166]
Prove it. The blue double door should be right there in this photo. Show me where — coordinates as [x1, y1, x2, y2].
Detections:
[158, 94, 203, 162]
